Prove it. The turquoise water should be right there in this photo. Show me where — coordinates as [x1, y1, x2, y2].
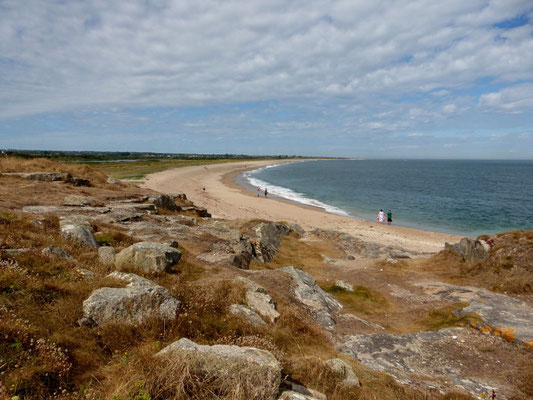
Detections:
[243, 160, 533, 236]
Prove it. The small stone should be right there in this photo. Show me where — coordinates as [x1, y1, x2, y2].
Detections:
[229, 304, 267, 326]
[98, 246, 116, 264]
[42, 245, 72, 259]
[335, 280, 354, 292]
[325, 358, 360, 387]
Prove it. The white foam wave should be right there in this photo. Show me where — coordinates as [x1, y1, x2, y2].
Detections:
[243, 168, 351, 217]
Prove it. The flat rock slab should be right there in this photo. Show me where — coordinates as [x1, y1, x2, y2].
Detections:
[420, 283, 533, 347]
[338, 328, 507, 398]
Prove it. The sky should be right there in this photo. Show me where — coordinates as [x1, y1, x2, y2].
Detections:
[1, 0, 533, 158]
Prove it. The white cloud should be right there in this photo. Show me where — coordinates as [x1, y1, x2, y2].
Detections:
[0, 0, 532, 120]
[480, 84, 533, 113]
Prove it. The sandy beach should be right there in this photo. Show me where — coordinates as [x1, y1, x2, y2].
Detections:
[142, 160, 462, 254]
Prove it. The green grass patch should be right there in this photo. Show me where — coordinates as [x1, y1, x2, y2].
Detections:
[322, 284, 388, 315]
[414, 302, 470, 331]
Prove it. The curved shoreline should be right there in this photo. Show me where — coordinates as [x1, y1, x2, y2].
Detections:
[142, 160, 462, 254]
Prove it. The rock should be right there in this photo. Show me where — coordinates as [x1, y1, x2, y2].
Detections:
[445, 237, 489, 262]
[98, 246, 116, 264]
[337, 328, 497, 397]
[42, 245, 72, 259]
[68, 176, 90, 186]
[166, 241, 179, 249]
[325, 358, 360, 387]
[1, 172, 70, 181]
[107, 203, 156, 212]
[229, 304, 266, 326]
[195, 207, 211, 218]
[279, 266, 342, 328]
[59, 216, 99, 248]
[150, 194, 178, 211]
[237, 277, 280, 323]
[278, 391, 321, 400]
[339, 313, 385, 330]
[74, 267, 95, 278]
[252, 222, 293, 263]
[115, 241, 181, 273]
[62, 195, 96, 207]
[280, 381, 327, 400]
[106, 177, 120, 185]
[420, 282, 533, 346]
[158, 338, 281, 398]
[335, 280, 354, 292]
[79, 272, 179, 326]
[233, 252, 253, 270]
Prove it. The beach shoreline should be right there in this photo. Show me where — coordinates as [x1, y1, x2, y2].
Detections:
[142, 160, 462, 254]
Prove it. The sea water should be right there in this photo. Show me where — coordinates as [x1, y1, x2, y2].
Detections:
[242, 159, 533, 237]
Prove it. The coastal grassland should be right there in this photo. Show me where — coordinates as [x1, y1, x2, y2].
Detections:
[322, 284, 389, 316]
[424, 230, 533, 295]
[0, 208, 479, 399]
[86, 158, 262, 180]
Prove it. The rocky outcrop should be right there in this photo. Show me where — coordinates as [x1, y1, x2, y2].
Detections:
[98, 246, 116, 264]
[237, 277, 280, 323]
[79, 272, 179, 326]
[1, 172, 70, 181]
[445, 237, 490, 262]
[325, 358, 360, 387]
[420, 282, 533, 346]
[337, 328, 501, 397]
[158, 338, 281, 398]
[229, 304, 266, 326]
[115, 241, 181, 273]
[335, 280, 354, 292]
[150, 194, 178, 211]
[42, 245, 72, 259]
[63, 195, 96, 207]
[253, 222, 296, 263]
[59, 216, 99, 248]
[279, 267, 341, 328]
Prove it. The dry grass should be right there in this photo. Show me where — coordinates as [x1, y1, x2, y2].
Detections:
[424, 230, 533, 295]
[0, 156, 109, 186]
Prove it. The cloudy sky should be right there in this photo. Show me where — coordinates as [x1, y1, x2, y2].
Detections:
[1, 0, 532, 158]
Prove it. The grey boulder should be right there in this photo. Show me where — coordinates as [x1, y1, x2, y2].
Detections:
[42, 245, 72, 259]
[158, 338, 281, 398]
[59, 216, 99, 248]
[229, 304, 266, 326]
[79, 272, 179, 326]
[279, 266, 342, 328]
[325, 358, 360, 387]
[115, 241, 181, 273]
[98, 246, 116, 265]
[237, 276, 280, 323]
[445, 237, 490, 262]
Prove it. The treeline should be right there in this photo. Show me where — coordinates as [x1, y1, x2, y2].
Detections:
[0, 149, 306, 162]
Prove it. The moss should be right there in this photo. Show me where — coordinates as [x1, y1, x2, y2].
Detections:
[322, 284, 388, 315]
[414, 302, 471, 331]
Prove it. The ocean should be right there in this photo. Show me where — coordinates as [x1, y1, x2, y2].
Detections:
[241, 159, 533, 237]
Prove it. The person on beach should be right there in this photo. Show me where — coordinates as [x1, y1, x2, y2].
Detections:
[257, 187, 261, 197]
[377, 209, 385, 223]
[387, 210, 392, 225]
[264, 188, 268, 198]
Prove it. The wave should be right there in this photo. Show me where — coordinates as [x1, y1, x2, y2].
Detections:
[243, 166, 351, 217]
